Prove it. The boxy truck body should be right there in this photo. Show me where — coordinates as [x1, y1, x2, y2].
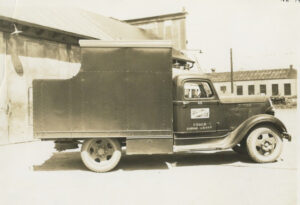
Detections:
[33, 41, 174, 154]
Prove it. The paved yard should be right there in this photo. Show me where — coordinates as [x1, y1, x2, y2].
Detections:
[0, 109, 298, 205]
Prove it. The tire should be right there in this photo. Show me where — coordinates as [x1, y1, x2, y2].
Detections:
[81, 138, 122, 172]
[246, 126, 283, 163]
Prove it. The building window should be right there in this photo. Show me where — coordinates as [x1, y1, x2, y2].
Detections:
[220, 86, 227, 93]
[260, 84, 266, 95]
[237, 85, 243, 95]
[284, 83, 291, 95]
[272, 84, 279, 96]
[248, 85, 255, 95]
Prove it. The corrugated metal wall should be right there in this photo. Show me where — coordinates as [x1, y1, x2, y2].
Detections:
[0, 31, 81, 144]
[133, 18, 186, 51]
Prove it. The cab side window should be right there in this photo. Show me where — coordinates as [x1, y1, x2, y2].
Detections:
[184, 82, 214, 99]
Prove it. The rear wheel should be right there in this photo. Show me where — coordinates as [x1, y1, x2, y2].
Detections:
[246, 126, 283, 163]
[81, 138, 121, 172]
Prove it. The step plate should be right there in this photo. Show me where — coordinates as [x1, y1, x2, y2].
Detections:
[173, 144, 223, 152]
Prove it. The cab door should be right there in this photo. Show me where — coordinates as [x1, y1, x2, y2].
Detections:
[173, 79, 227, 139]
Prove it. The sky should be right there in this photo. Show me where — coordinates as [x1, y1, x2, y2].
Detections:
[3, 0, 300, 72]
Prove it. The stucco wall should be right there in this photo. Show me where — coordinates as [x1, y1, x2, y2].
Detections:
[0, 31, 81, 144]
[214, 79, 297, 97]
[0, 32, 8, 144]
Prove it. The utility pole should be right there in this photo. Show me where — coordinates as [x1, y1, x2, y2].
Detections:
[230, 48, 234, 93]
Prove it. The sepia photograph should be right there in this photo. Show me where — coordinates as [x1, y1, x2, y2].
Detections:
[0, 0, 299, 204]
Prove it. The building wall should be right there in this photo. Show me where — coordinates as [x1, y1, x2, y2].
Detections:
[0, 31, 81, 144]
[0, 32, 8, 144]
[213, 79, 297, 97]
[127, 16, 186, 50]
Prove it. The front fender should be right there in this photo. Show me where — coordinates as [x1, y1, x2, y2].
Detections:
[223, 114, 290, 149]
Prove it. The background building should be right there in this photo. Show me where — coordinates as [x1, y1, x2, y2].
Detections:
[124, 11, 187, 51]
[124, 10, 194, 68]
[207, 66, 297, 97]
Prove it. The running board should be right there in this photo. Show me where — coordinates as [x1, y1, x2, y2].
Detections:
[173, 144, 224, 152]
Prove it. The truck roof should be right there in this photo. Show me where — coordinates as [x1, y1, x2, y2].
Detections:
[79, 40, 173, 48]
[172, 69, 211, 83]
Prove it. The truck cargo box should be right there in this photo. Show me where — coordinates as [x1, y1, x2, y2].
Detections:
[33, 41, 173, 139]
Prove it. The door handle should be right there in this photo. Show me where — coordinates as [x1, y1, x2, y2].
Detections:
[182, 101, 190, 108]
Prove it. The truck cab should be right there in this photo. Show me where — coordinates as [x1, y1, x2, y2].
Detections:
[33, 40, 291, 172]
[173, 75, 228, 145]
[172, 74, 277, 148]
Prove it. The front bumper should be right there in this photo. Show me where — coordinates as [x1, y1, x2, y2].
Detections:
[282, 132, 292, 142]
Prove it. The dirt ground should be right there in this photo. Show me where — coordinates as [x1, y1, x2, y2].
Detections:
[0, 109, 298, 205]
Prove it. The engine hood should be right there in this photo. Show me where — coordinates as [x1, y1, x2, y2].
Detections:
[219, 96, 269, 104]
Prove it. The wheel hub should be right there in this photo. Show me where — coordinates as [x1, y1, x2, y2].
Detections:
[97, 148, 105, 155]
[262, 142, 272, 152]
[87, 140, 114, 162]
[256, 133, 276, 155]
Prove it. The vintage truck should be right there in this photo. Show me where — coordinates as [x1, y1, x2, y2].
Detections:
[33, 40, 291, 172]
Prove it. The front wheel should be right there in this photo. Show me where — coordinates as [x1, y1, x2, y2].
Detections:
[81, 138, 122, 172]
[246, 126, 283, 163]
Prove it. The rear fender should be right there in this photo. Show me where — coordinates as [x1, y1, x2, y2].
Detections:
[225, 114, 289, 149]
